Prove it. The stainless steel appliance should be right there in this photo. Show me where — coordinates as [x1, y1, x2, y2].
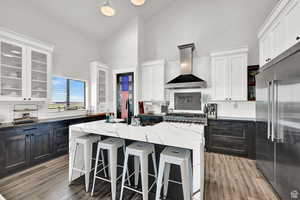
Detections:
[165, 43, 206, 89]
[256, 42, 300, 200]
[174, 92, 202, 111]
[163, 113, 207, 125]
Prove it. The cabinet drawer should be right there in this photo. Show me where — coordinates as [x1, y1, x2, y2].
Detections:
[209, 121, 246, 138]
[211, 135, 247, 151]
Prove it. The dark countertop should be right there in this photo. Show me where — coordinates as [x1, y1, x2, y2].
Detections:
[209, 116, 256, 122]
[137, 113, 256, 122]
[0, 113, 106, 130]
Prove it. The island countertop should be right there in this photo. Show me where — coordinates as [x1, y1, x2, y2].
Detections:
[70, 120, 205, 150]
[69, 120, 205, 200]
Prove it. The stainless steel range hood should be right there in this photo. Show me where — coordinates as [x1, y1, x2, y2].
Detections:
[165, 43, 206, 89]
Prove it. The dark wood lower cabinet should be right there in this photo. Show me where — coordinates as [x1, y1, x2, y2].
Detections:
[52, 122, 69, 155]
[0, 115, 105, 178]
[0, 128, 31, 176]
[30, 125, 53, 164]
[205, 119, 256, 159]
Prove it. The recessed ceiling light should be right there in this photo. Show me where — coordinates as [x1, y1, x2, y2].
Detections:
[100, 0, 115, 17]
[131, 0, 146, 6]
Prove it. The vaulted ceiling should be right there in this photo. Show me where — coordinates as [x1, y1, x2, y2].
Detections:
[26, 0, 174, 41]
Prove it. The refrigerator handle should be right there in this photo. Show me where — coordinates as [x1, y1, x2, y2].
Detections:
[271, 80, 276, 142]
[267, 81, 271, 140]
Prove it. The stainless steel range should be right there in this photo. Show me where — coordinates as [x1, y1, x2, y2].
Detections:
[163, 113, 207, 125]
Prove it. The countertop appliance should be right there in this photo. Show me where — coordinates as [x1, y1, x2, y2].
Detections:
[163, 113, 207, 125]
[165, 43, 206, 89]
[204, 103, 217, 119]
[256, 42, 300, 200]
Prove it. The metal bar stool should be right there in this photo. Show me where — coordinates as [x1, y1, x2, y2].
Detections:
[70, 134, 105, 192]
[119, 142, 158, 200]
[91, 137, 131, 200]
[155, 146, 193, 200]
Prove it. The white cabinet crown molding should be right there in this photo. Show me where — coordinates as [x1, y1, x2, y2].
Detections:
[141, 59, 165, 66]
[210, 47, 249, 57]
[0, 27, 54, 52]
[90, 61, 109, 69]
[258, 0, 291, 38]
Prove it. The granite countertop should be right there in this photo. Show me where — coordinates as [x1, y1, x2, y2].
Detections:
[0, 113, 106, 129]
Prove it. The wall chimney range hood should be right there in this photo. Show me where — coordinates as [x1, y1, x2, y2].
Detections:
[165, 43, 206, 89]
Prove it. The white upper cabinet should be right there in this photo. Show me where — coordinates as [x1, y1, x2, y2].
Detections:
[229, 54, 248, 101]
[270, 19, 286, 58]
[211, 56, 228, 101]
[260, 33, 272, 66]
[140, 60, 165, 102]
[90, 61, 110, 113]
[0, 40, 26, 100]
[285, 0, 300, 47]
[258, 0, 300, 67]
[0, 28, 53, 101]
[28, 48, 51, 101]
[211, 48, 248, 101]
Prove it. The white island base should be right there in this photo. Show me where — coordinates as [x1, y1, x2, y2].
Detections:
[69, 120, 205, 200]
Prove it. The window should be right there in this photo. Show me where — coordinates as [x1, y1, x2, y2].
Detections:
[49, 76, 86, 111]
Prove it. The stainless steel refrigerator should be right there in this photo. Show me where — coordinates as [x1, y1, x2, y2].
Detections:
[256, 43, 300, 200]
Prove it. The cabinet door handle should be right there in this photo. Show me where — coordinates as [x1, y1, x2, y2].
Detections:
[28, 98, 31, 100]
[296, 36, 300, 41]
[23, 98, 26, 100]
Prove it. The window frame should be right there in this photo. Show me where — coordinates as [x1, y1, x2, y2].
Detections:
[49, 75, 87, 111]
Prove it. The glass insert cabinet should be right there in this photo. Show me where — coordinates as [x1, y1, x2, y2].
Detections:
[0, 29, 53, 101]
[90, 61, 109, 113]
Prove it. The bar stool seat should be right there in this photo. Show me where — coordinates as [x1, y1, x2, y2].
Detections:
[120, 142, 158, 200]
[155, 146, 193, 200]
[91, 137, 131, 200]
[70, 134, 105, 192]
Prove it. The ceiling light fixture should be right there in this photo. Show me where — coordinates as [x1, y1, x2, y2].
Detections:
[100, 0, 115, 17]
[131, 0, 146, 6]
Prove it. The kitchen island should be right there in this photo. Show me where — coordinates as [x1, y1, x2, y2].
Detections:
[69, 120, 205, 200]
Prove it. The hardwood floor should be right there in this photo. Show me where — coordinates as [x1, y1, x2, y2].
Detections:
[0, 153, 279, 200]
[204, 153, 279, 200]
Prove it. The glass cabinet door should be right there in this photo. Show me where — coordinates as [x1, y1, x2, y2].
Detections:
[0, 41, 25, 99]
[98, 69, 106, 104]
[30, 49, 48, 99]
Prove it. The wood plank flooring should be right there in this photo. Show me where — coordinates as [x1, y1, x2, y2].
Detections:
[0, 153, 280, 200]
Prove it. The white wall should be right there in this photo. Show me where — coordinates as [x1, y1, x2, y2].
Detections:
[100, 18, 140, 114]
[143, 0, 276, 65]
[101, 18, 139, 69]
[0, 0, 103, 122]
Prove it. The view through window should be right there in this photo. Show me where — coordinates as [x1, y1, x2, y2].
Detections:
[49, 76, 86, 111]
